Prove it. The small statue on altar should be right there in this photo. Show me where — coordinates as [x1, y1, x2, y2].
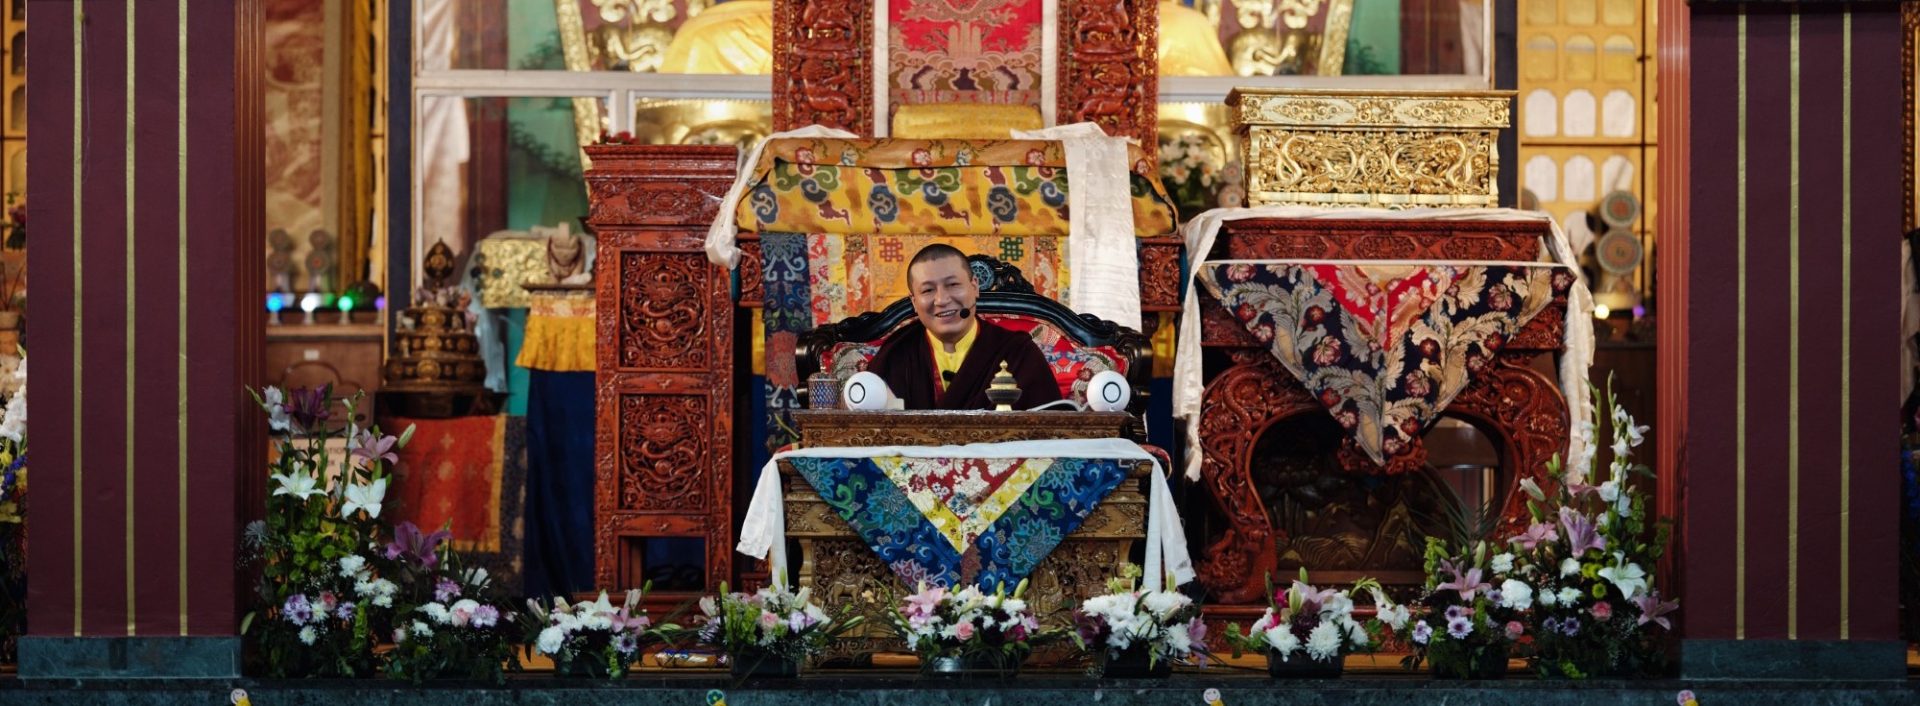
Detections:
[535, 222, 591, 285]
[266, 228, 296, 293]
[305, 229, 337, 294]
[865, 244, 1061, 411]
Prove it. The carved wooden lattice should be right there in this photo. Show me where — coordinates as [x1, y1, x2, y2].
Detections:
[588, 145, 740, 597]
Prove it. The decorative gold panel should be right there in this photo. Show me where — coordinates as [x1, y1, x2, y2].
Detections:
[1229, 89, 1513, 208]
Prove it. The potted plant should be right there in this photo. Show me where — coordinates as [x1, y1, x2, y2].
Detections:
[1069, 565, 1207, 678]
[888, 581, 1040, 678]
[525, 587, 672, 679]
[1227, 570, 1402, 678]
[1508, 383, 1676, 678]
[695, 581, 862, 678]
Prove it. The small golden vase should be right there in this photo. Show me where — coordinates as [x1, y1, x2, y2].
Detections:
[985, 361, 1022, 411]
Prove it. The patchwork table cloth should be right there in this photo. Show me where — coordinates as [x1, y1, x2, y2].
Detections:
[739, 438, 1193, 591]
[1196, 261, 1570, 467]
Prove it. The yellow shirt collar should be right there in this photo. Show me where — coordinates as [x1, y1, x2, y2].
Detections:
[928, 319, 979, 377]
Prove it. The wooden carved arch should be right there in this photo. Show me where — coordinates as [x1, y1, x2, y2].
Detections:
[1193, 350, 1570, 604]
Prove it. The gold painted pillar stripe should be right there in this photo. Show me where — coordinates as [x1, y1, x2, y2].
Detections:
[125, 0, 138, 637]
[1839, 9, 1853, 641]
[1786, 10, 1800, 641]
[177, 0, 190, 636]
[1735, 7, 1749, 641]
[70, 0, 86, 638]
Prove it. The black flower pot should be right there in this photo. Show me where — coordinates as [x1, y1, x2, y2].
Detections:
[1266, 652, 1344, 678]
[1430, 645, 1512, 680]
[1101, 647, 1173, 678]
[729, 653, 800, 679]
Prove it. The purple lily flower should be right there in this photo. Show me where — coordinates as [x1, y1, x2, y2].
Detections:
[1435, 558, 1491, 602]
[1559, 506, 1607, 558]
[284, 385, 332, 433]
[1509, 521, 1560, 551]
[351, 430, 400, 467]
[1632, 591, 1679, 630]
[386, 521, 452, 570]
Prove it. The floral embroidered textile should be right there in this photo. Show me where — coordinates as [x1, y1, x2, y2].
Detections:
[1197, 262, 1569, 467]
[785, 454, 1130, 589]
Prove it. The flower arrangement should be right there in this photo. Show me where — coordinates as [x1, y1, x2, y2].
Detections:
[1227, 570, 1402, 676]
[526, 587, 673, 678]
[888, 581, 1041, 675]
[242, 385, 411, 678]
[0, 353, 24, 662]
[695, 581, 861, 676]
[1401, 539, 1533, 679]
[1507, 384, 1675, 678]
[380, 522, 518, 683]
[1070, 565, 1207, 676]
[1156, 133, 1224, 221]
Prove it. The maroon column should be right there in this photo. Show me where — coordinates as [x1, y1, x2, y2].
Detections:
[1679, 3, 1904, 679]
[20, 0, 261, 676]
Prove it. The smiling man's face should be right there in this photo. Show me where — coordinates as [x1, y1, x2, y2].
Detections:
[908, 254, 978, 344]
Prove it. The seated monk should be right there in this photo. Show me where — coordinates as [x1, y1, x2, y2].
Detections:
[866, 244, 1065, 410]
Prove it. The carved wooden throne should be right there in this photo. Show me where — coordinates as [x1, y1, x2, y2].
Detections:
[796, 255, 1155, 420]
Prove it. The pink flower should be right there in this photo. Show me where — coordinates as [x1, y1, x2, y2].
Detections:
[954, 621, 975, 640]
[1559, 506, 1607, 558]
[1590, 601, 1614, 622]
[1510, 522, 1560, 551]
[1633, 591, 1679, 630]
[758, 611, 781, 630]
[903, 587, 947, 619]
[1504, 620, 1524, 640]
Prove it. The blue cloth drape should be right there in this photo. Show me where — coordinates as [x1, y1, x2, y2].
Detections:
[522, 369, 595, 599]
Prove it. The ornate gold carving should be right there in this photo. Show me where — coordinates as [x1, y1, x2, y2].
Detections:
[1230, 90, 1513, 208]
[1233, 89, 1512, 128]
[1246, 128, 1497, 206]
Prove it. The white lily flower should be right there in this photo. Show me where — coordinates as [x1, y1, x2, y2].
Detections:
[271, 469, 323, 500]
[1598, 555, 1648, 600]
[341, 478, 388, 519]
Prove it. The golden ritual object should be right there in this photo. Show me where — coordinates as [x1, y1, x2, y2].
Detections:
[1230, 88, 1514, 208]
[986, 361, 1023, 412]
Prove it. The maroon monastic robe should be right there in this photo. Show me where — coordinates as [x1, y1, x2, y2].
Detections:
[866, 318, 1064, 411]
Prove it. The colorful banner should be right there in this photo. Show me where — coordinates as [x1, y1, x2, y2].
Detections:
[786, 453, 1130, 589]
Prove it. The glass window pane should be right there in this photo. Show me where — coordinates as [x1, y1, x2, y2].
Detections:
[417, 96, 606, 262]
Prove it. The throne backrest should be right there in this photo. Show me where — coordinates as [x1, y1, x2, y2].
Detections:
[796, 255, 1151, 414]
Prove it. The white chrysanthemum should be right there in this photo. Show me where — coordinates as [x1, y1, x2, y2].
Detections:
[536, 626, 567, 655]
[1082, 594, 1135, 620]
[1539, 588, 1559, 607]
[410, 621, 434, 638]
[372, 594, 394, 608]
[1000, 598, 1028, 616]
[1142, 590, 1189, 619]
[1497, 580, 1534, 610]
[421, 602, 451, 625]
[297, 626, 318, 645]
[1490, 553, 1515, 574]
[1305, 621, 1344, 661]
[1165, 621, 1194, 656]
[1559, 558, 1581, 578]
[1557, 587, 1582, 605]
[353, 579, 375, 597]
[337, 555, 368, 579]
[1263, 626, 1299, 657]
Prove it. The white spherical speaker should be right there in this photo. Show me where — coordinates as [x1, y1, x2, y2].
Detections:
[1086, 370, 1131, 412]
[842, 372, 894, 410]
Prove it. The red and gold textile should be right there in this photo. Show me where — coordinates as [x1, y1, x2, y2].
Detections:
[382, 415, 506, 552]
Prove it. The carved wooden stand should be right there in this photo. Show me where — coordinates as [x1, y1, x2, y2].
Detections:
[1191, 218, 1571, 604]
[585, 145, 741, 600]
